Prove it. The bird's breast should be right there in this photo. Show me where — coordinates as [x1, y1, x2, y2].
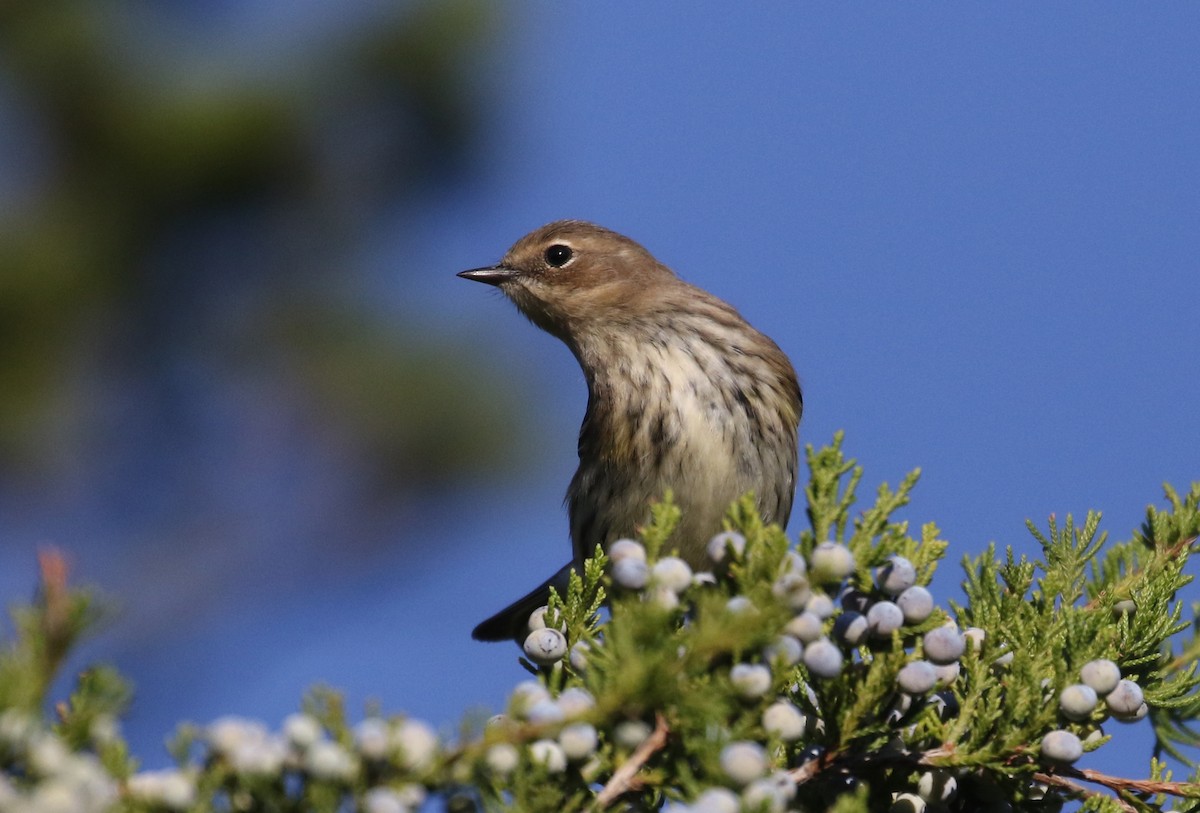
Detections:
[568, 334, 793, 567]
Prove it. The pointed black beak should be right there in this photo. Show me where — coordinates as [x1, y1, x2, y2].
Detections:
[458, 265, 520, 286]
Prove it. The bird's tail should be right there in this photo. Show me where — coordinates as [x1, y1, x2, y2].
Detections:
[472, 563, 573, 643]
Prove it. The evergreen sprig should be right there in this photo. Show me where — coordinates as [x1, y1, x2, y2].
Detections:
[1, 438, 1199, 813]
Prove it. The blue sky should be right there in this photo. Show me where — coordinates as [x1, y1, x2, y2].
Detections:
[5, 1, 1199, 787]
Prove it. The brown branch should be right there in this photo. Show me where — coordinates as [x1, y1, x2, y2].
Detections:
[1072, 767, 1200, 797]
[593, 712, 670, 809]
[1033, 772, 1137, 813]
[37, 547, 71, 639]
[35, 547, 75, 698]
[787, 752, 825, 785]
[1034, 765, 1200, 812]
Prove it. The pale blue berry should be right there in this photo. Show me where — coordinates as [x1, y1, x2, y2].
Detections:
[731, 663, 773, 699]
[867, 600, 904, 637]
[785, 612, 824, 643]
[762, 701, 806, 741]
[609, 538, 646, 564]
[24, 733, 67, 777]
[127, 769, 196, 810]
[524, 699, 564, 725]
[764, 635, 803, 666]
[392, 719, 438, 772]
[897, 660, 937, 694]
[719, 741, 767, 785]
[1058, 684, 1098, 722]
[1080, 659, 1121, 696]
[896, 586, 934, 623]
[653, 556, 694, 592]
[556, 687, 596, 719]
[803, 638, 843, 678]
[875, 555, 917, 596]
[282, 713, 323, 749]
[780, 551, 807, 577]
[648, 585, 680, 610]
[353, 719, 389, 760]
[612, 557, 650, 590]
[707, 531, 746, 563]
[523, 628, 568, 665]
[1104, 676, 1142, 714]
[725, 595, 755, 615]
[1117, 702, 1149, 723]
[933, 662, 960, 685]
[923, 626, 965, 665]
[225, 732, 287, 776]
[805, 593, 835, 619]
[206, 716, 271, 758]
[558, 722, 598, 760]
[772, 573, 813, 611]
[485, 743, 519, 776]
[692, 787, 740, 813]
[810, 542, 856, 583]
[742, 778, 788, 813]
[306, 740, 356, 781]
[527, 605, 565, 632]
[528, 739, 566, 773]
[510, 680, 551, 711]
[1040, 730, 1083, 764]
[568, 641, 590, 672]
[1105, 679, 1144, 717]
[833, 611, 868, 646]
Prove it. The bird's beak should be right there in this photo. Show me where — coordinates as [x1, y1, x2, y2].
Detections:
[458, 265, 520, 286]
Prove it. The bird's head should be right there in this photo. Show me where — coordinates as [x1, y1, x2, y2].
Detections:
[458, 221, 678, 342]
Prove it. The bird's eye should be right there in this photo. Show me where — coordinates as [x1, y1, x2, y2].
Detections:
[544, 244, 574, 267]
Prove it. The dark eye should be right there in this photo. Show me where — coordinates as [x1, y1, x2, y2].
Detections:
[544, 244, 573, 267]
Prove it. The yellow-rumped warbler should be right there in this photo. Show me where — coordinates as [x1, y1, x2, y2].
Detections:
[460, 221, 801, 641]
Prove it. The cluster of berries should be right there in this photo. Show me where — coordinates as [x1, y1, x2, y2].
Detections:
[0, 710, 119, 813]
[484, 682, 602, 780]
[1041, 658, 1146, 765]
[134, 713, 437, 813]
[505, 531, 1148, 813]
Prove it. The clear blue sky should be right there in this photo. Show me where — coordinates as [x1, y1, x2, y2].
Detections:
[7, 2, 1200, 785]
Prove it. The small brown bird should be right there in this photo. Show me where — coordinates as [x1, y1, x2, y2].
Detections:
[460, 221, 802, 641]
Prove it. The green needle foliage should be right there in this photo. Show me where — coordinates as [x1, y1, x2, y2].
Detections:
[2, 434, 1199, 812]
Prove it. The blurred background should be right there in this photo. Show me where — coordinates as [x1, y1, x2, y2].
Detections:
[1, 0, 1197, 777]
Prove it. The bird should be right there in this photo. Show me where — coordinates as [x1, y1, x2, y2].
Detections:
[459, 221, 802, 642]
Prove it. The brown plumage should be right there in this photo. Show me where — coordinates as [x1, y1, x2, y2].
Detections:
[460, 221, 801, 641]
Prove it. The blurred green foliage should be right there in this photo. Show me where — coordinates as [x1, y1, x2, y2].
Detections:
[0, 0, 519, 486]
